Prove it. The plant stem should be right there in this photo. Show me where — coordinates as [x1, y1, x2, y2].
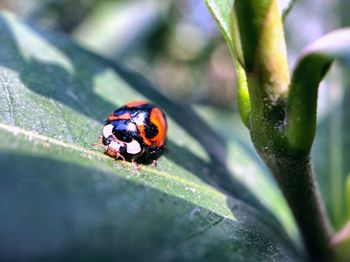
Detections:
[262, 151, 334, 261]
[233, 0, 336, 260]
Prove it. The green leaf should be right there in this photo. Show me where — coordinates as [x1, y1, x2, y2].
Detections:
[290, 29, 350, 229]
[0, 12, 304, 261]
[205, 0, 235, 53]
[281, 0, 297, 22]
[287, 28, 350, 152]
[347, 176, 350, 219]
[205, 0, 252, 128]
[312, 70, 350, 230]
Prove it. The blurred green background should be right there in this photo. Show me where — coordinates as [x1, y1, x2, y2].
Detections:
[0, 0, 236, 107]
[1, 0, 348, 108]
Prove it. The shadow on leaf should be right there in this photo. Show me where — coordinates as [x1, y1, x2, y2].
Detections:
[0, 14, 278, 220]
[0, 150, 302, 261]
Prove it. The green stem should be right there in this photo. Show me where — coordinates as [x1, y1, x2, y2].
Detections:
[263, 152, 334, 261]
[233, 0, 335, 260]
[235, 0, 290, 149]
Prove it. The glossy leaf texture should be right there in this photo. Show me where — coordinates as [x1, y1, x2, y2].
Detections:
[204, 0, 252, 129]
[205, 0, 234, 50]
[0, 12, 304, 261]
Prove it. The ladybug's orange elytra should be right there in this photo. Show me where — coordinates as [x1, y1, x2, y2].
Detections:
[102, 101, 167, 164]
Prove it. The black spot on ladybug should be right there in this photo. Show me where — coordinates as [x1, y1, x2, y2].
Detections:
[102, 135, 114, 146]
[147, 146, 162, 156]
[103, 101, 167, 163]
[113, 108, 130, 117]
[144, 122, 158, 138]
[112, 120, 138, 143]
[119, 144, 127, 154]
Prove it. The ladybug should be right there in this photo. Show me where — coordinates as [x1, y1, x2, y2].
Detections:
[102, 100, 167, 167]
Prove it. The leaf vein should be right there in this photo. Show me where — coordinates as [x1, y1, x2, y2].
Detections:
[0, 122, 228, 201]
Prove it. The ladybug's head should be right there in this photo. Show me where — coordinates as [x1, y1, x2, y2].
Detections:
[104, 139, 124, 158]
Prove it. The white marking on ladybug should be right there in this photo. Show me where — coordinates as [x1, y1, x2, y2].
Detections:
[109, 140, 122, 152]
[126, 140, 142, 154]
[103, 124, 114, 138]
[133, 112, 146, 125]
[126, 121, 137, 131]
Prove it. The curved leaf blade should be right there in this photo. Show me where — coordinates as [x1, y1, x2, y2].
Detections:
[205, 0, 234, 52]
[288, 28, 350, 230]
[287, 28, 350, 151]
[205, 0, 252, 128]
[0, 12, 303, 261]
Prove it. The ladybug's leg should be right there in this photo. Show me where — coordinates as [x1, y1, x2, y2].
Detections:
[132, 160, 141, 170]
[146, 147, 161, 167]
[91, 136, 104, 147]
[151, 160, 157, 167]
[92, 143, 105, 148]
[116, 152, 126, 162]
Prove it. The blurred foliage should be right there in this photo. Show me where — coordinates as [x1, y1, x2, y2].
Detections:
[0, 0, 236, 108]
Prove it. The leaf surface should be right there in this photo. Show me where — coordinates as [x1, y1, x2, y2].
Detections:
[0, 12, 303, 261]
